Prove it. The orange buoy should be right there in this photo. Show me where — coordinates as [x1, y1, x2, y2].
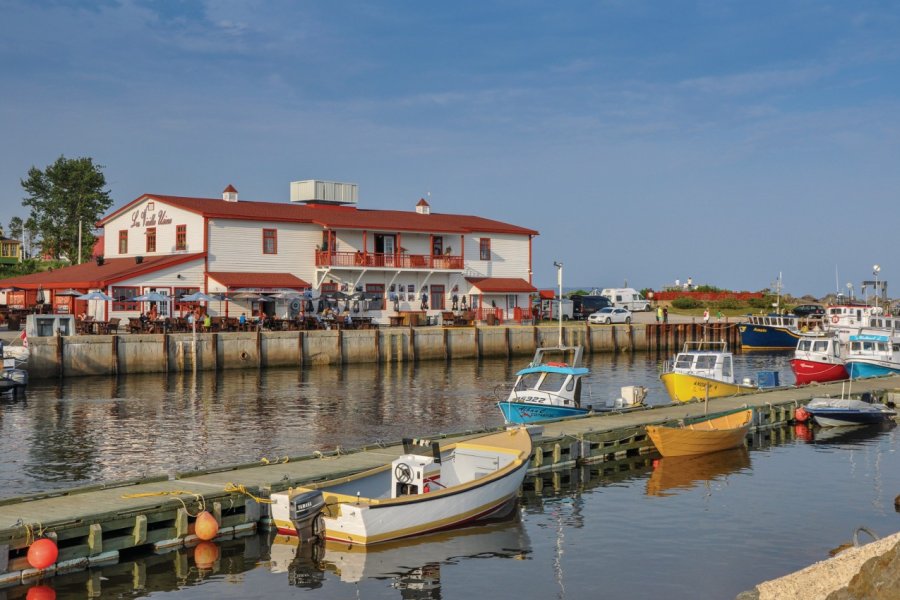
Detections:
[194, 541, 220, 569]
[194, 510, 219, 541]
[26, 585, 56, 600]
[26, 538, 58, 570]
[794, 406, 810, 423]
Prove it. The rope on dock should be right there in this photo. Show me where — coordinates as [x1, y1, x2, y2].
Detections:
[224, 482, 272, 504]
[120, 490, 206, 516]
[260, 456, 289, 464]
[15, 520, 46, 546]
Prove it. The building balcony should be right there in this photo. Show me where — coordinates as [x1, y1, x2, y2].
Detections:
[315, 250, 464, 270]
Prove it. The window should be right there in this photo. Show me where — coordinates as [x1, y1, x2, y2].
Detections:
[432, 237, 443, 256]
[479, 238, 491, 261]
[176, 225, 187, 251]
[146, 227, 156, 253]
[112, 286, 140, 311]
[321, 282, 338, 293]
[263, 229, 277, 254]
[118, 230, 128, 254]
[174, 287, 199, 312]
[430, 284, 445, 310]
[366, 284, 385, 294]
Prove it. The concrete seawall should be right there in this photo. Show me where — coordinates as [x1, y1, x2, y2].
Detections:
[25, 322, 740, 380]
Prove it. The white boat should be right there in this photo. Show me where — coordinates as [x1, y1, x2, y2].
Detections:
[1, 357, 27, 392]
[805, 396, 896, 427]
[844, 332, 900, 379]
[270, 428, 532, 546]
[790, 332, 848, 385]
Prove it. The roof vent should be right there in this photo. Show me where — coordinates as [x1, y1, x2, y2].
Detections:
[223, 184, 238, 202]
[290, 180, 358, 206]
[416, 198, 431, 215]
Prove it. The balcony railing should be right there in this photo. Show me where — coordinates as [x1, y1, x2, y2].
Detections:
[316, 250, 464, 270]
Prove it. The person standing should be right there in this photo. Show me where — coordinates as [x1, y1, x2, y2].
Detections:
[656, 305, 663, 323]
[703, 307, 710, 324]
[663, 306, 669, 323]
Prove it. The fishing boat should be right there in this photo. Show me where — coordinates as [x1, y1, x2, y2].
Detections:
[804, 396, 896, 427]
[645, 408, 754, 457]
[0, 357, 27, 393]
[660, 341, 756, 403]
[790, 332, 848, 385]
[496, 345, 592, 424]
[739, 274, 824, 350]
[844, 332, 900, 379]
[269, 428, 532, 545]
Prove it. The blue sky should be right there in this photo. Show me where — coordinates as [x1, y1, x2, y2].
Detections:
[2, 1, 899, 296]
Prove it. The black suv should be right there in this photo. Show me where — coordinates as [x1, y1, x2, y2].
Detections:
[792, 304, 825, 318]
[572, 295, 613, 320]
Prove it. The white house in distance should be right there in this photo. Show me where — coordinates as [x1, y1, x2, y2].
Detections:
[0, 181, 539, 326]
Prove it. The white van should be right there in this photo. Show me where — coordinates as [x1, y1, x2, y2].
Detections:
[600, 288, 651, 312]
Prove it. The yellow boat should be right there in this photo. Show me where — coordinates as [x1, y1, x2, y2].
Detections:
[660, 341, 757, 402]
[645, 408, 754, 457]
[646, 447, 750, 496]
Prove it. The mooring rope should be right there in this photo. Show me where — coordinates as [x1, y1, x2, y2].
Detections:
[260, 456, 290, 465]
[120, 490, 206, 516]
[224, 482, 272, 504]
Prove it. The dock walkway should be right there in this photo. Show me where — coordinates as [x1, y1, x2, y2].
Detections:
[2, 375, 899, 586]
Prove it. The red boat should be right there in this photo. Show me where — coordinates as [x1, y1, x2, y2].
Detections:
[790, 335, 848, 385]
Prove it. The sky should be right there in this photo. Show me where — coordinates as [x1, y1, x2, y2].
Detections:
[2, 1, 899, 297]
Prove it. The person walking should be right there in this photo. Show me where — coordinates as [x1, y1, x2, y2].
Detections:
[663, 306, 669, 323]
[703, 307, 710, 324]
[656, 305, 663, 323]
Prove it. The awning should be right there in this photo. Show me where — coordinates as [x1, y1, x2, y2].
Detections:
[207, 271, 310, 291]
[465, 277, 537, 294]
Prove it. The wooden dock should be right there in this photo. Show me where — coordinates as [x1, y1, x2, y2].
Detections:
[2, 375, 898, 587]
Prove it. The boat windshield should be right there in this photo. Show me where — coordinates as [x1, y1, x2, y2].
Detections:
[538, 372, 569, 392]
[675, 354, 694, 370]
[695, 355, 718, 370]
[813, 340, 829, 353]
[798, 340, 812, 351]
[514, 372, 542, 391]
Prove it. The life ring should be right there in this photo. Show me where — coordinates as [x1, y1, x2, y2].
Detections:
[831, 316, 839, 324]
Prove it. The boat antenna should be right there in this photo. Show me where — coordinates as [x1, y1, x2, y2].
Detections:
[554, 261, 564, 347]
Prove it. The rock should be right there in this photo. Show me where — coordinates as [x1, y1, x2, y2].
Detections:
[826, 540, 900, 600]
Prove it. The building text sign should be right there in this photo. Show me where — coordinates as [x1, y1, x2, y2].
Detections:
[131, 207, 173, 229]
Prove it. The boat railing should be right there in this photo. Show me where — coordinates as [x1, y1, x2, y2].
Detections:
[679, 340, 728, 353]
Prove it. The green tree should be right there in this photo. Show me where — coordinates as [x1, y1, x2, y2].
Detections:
[8, 216, 23, 241]
[21, 156, 113, 262]
[24, 217, 40, 259]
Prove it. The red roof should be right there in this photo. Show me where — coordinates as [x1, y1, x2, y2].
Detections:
[466, 277, 537, 293]
[223, 184, 238, 193]
[207, 271, 310, 290]
[99, 194, 538, 236]
[0, 253, 205, 290]
[417, 198, 430, 206]
[538, 289, 556, 299]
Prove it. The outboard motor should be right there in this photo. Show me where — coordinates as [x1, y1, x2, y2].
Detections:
[289, 490, 325, 542]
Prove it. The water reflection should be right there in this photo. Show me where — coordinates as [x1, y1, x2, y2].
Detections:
[276, 511, 530, 598]
[646, 448, 751, 497]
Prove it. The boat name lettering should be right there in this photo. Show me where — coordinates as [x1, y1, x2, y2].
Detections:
[753, 328, 768, 333]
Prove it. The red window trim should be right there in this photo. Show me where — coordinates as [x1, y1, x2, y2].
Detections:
[480, 238, 491, 261]
[175, 224, 187, 251]
[146, 227, 156, 253]
[263, 228, 277, 254]
[118, 230, 128, 254]
[112, 286, 140, 311]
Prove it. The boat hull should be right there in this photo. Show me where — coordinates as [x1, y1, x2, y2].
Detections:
[846, 361, 900, 379]
[497, 401, 589, 424]
[646, 409, 753, 457]
[805, 398, 896, 427]
[789, 358, 848, 385]
[739, 324, 800, 351]
[660, 372, 755, 403]
[271, 429, 532, 545]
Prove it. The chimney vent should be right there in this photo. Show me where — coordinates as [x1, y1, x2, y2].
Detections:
[223, 184, 238, 202]
[416, 198, 430, 215]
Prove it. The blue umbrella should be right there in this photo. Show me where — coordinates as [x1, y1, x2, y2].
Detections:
[76, 291, 114, 301]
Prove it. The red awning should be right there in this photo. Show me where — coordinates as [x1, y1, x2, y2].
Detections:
[465, 277, 537, 294]
[538, 289, 555, 299]
[207, 271, 310, 290]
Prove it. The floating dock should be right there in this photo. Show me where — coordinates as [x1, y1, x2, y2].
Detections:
[1, 374, 897, 587]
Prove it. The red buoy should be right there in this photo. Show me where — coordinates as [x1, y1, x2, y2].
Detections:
[794, 406, 810, 423]
[26, 538, 58, 570]
[194, 541, 219, 569]
[26, 585, 56, 600]
[194, 510, 219, 541]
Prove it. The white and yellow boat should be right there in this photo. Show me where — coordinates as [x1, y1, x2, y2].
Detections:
[660, 341, 756, 403]
[270, 428, 532, 546]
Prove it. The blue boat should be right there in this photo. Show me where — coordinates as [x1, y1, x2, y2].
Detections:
[739, 314, 814, 351]
[845, 333, 900, 379]
[497, 346, 592, 424]
[805, 396, 896, 427]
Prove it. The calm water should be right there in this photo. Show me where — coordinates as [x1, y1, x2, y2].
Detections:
[4, 352, 899, 599]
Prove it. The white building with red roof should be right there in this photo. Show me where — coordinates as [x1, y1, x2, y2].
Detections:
[1, 181, 539, 325]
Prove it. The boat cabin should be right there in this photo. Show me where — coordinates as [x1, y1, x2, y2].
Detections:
[847, 333, 899, 360]
[748, 314, 818, 330]
[670, 341, 736, 384]
[795, 336, 843, 363]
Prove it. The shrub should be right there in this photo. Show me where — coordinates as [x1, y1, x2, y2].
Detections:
[714, 298, 743, 310]
[747, 296, 773, 309]
[671, 297, 702, 309]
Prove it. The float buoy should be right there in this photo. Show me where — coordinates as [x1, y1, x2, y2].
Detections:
[832, 316, 839, 324]
[794, 406, 810, 423]
[194, 510, 219, 541]
[194, 541, 219, 569]
[26, 538, 58, 570]
[26, 585, 56, 600]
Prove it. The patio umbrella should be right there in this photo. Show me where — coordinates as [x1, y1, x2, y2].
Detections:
[54, 289, 84, 297]
[0, 286, 23, 292]
[133, 292, 173, 303]
[180, 291, 218, 302]
[76, 291, 114, 301]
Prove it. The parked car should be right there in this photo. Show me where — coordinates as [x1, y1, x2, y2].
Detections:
[588, 307, 632, 324]
[572, 295, 613, 320]
[792, 304, 825, 318]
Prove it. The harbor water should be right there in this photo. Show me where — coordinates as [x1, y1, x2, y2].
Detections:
[2, 353, 898, 599]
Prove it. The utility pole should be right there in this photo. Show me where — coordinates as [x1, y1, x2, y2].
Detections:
[78, 218, 83, 264]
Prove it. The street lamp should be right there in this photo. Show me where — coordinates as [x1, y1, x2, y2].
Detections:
[873, 265, 881, 308]
[553, 261, 563, 347]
